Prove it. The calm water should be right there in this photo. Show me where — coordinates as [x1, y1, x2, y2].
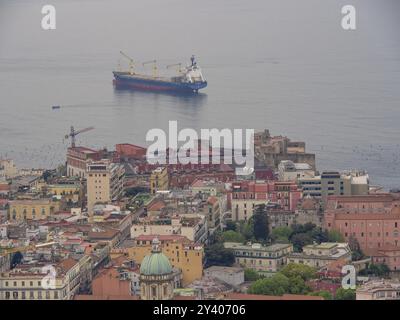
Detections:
[0, 0, 399, 189]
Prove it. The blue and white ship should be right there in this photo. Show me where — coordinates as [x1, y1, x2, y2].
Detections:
[113, 54, 207, 93]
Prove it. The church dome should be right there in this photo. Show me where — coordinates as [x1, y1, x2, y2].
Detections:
[140, 238, 172, 276]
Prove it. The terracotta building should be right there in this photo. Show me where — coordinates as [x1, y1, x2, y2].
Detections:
[325, 193, 400, 270]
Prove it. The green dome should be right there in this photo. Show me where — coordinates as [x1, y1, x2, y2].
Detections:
[140, 238, 172, 276]
[140, 252, 172, 276]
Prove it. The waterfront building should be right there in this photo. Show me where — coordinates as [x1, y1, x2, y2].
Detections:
[0, 160, 18, 180]
[254, 130, 316, 170]
[66, 147, 101, 178]
[298, 170, 369, 204]
[278, 160, 315, 182]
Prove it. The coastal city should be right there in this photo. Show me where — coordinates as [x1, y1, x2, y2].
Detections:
[1, 128, 399, 301]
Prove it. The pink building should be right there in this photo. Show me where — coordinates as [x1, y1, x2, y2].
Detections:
[228, 180, 302, 213]
[325, 193, 400, 270]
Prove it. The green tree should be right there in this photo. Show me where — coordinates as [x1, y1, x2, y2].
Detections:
[327, 230, 345, 242]
[204, 243, 235, 268]
[253, 204, 269, 242]
[288, 275, 309, 294]
[221, 230, 245, 243]
[248, 273, 290, 296]
[290, 233, 313, 252]
[239, 219, 254, 241]
[310, 228, 329, 243]
[271, 226, 292, 242]
[309, 290, 332, 300]
[281, 263, 317, 281]
[335, 288, 356, 300]
[359, 263, 390, 277]
[11, 252, 23, 268]
[244, 268, 260, 282]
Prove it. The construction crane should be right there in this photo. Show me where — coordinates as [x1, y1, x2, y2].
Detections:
[120, 51, 135, 75]
[65, 126, 94, 148]
[166, 62, 183, 74]
[0, 241, 57, 256]
[143, 60, 158, 78]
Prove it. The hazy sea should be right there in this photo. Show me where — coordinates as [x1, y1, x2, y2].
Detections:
[0, 0, 399, 189]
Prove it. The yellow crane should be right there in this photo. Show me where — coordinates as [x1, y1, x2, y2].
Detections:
[120, 51, 135, 75]
[143, 60, 158, 78]
[166, 62, 183, 74]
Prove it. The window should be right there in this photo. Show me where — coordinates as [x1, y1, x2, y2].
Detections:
[5, 292, 10, 300]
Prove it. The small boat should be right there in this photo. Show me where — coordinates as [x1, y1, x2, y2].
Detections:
[52, 105, 61, 110]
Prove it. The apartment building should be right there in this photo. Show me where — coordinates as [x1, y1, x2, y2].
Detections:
[8, 199, 60, 221]
[86, 160, 125, 217]
[298, 170, 369, 204]
[325, 193, 400, 270]
[130, 214, 208, 244]
[224, 242, 293, 274]
[0, 255, 92, 300]
[229, 180, 302, 221]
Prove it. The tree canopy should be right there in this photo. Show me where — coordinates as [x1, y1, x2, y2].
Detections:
[280, 263, 317, 281]
[335, 288, 356, 300]
[221, 230, 246, 243]
[253, 204, 269, 242]
[204, 243, 235, 268]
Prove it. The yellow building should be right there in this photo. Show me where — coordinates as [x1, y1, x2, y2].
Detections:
[117, 235, 203, 286]
[86, 160, 125, 217]
[8, 199, 60, 221]
[47, 183, 81, 203]
[150, 167, 169, 194]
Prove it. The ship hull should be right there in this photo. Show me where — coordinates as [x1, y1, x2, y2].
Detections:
[113, 72, 207, 93]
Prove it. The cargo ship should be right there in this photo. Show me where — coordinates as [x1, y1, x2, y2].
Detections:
[113, 54, 207, 93]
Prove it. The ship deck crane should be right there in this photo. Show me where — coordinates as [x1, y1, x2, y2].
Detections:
[65, 126, 94, 148]
[120, 51, 135, 75]
[166, 62, 183, 74]
[143, 60, 158, 78]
